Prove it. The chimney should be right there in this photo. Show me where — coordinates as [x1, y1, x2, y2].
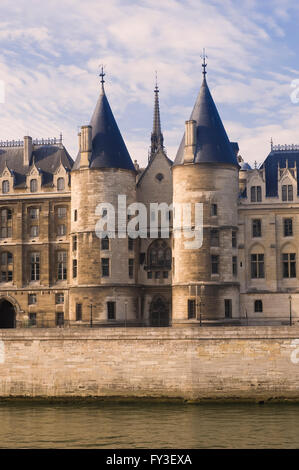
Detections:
[80, 125, 92, 167]
[24, 136, 32, 167]
[183, 120, 196, 163]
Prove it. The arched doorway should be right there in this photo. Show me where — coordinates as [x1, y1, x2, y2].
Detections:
[149, 297, 169, 327]
[0, 300, 16, 328]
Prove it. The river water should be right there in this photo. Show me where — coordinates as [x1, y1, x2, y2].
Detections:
[0, 401, 298, 448]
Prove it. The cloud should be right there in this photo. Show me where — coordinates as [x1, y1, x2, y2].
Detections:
[0, 0, 298, 167]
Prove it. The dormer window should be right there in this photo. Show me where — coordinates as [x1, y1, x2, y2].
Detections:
[250, 186, 262, 202]
[30, 179, 37, 193]
[57, 178, 65, 191]
[2, 180, 9, 194]
[282, 184, 293, 201]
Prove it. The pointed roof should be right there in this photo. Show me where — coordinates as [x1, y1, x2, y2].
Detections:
[149, 76, 164, 161]
[73, 70, 135, 171]
[174, 74, 238, 167]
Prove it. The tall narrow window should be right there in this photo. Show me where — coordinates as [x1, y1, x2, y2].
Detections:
[2, 180, 9, 194]
[210, 229, 219, 247]
[30, 179, 37, 193]
[73, 259, 77, 278]
[57, 251, 67, 280]
[232, 230, 237, 248]
[224, 299, 232, 318]
[101, 236, 109, 250]
[284, 218, 293, 237]
[211, 204, 217, 216]
[188, 299, 196, 319]
[30, 225, 39, 237]
[29, 208, 39, 220]
[252, 219, 262, 237]
[128, 258, 134, 278]
[232, 256, 237, 276]
[74, 210, 77, 221]
[56, 312, 64, 326]
[0, 252, 13, 282]
[107, 301, 116, 320]
[30, 252, 40, 281]
[57, 224, 66, 236]
[101, 258, 109, 277]
[0, 209, 12, 239]
[128, 237, 134, 251]
[251, 253, 264, 278]
[211, 255, 219, 274]
[76, 303, 82, 321]
[73, 235, 77, 251]
[57, 178, 65, 191]
[282, 253, 296, 278]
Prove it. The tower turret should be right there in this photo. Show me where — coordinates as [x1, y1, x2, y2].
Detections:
[149, 74, 164, 162]
[70, 69, 138, 325]
[172, 54, 240, 324]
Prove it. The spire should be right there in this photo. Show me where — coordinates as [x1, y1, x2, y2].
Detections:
[149, 72, 164, 162]
[201, 48, 208, 79]
[99, 65, 105, 93]
[174, 63, 238, 167]
[73, 69, 135, 171]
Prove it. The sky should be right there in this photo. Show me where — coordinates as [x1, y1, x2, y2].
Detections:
[0, 0, 299, 167]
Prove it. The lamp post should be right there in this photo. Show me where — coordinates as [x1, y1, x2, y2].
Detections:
[89, 304, 93, 328]
[289, 295, 292, 326]
[124, 301, 128, 328]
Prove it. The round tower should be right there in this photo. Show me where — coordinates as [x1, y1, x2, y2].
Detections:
[70, 71, 138, 325]
[172, 62, 240, 325]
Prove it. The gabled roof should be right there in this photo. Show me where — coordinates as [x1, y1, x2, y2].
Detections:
[0, 144, 73, 187]
[73, 83, 135, 171]
[174, 76, 238, 167]
[137, 148, 172, 186]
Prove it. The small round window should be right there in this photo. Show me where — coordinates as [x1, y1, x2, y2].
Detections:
[155, 173, 164, 182]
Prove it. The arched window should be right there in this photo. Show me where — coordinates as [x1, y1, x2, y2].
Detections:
[148, 240, 171, 269]
[57, 178, 65, 191]
[30, 179, 37, 193]
[254, 300, 263, 312]
[0, 251, 13, 282]
[0, 208, 12, 239]
[2, 180, 9, 194]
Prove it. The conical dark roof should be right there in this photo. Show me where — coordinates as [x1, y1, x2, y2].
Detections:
[174, 77, 238, 166]
[74, 85, 135, 171]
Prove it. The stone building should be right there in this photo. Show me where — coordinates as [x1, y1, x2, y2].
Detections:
[0, 64, 298, 328]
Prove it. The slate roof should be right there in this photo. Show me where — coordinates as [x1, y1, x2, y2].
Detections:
[174, 76, 238, 167]
[73, 85, 135, 171]
[261, 150, 299, 197]
[240, 161, 252, 170]
[0, 144, 73, 187]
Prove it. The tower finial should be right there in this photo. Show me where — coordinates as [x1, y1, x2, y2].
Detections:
[99, 64, 105, 91]
[200, 48, 208, 78]
[270, 137, 273, 151]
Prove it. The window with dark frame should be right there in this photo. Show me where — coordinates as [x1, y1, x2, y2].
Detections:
[210, 229, 219, 247]
[2, 180, 9, 194]
[282, 253, 296, 278]
[0, 208, 12, 239]
[101, 236, 109, 250]
[56, 312, 64, 326]
[73, 259, 77, 278]
[56, 293, 64, 304]
[73, 235, 77, 251]
[284, 218, 293, 237]
[30, 252, 40, 281]
[282, 184, 293, 201]
[101, 258, 109, 277]
[211, 204, 217, 216]
[29, 313, 36, 326]
[232, 256, 237, 276]
[224, 299, 232, 318]
[128, 258, 134, 278]
[254, 299, 263, 312]
[251, 186, 262, 202]
[57, 251, 67, 280]
[251, 253, 264, 278]
[0, 251, 13, 282]
[252, 219, 262, 237]
[30, 179, 37, 193]
[57, 177, 65, 191]
[211, 255, 219, 274]
[107, 301, 116, 320]
[232, 230, 237, 248]
[188, 299, 196, 319]
[57, 207, 67, 219]
[76, 303, 82, 321]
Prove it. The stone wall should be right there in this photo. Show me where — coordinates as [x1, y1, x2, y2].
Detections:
[0, 326, 299, 400]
